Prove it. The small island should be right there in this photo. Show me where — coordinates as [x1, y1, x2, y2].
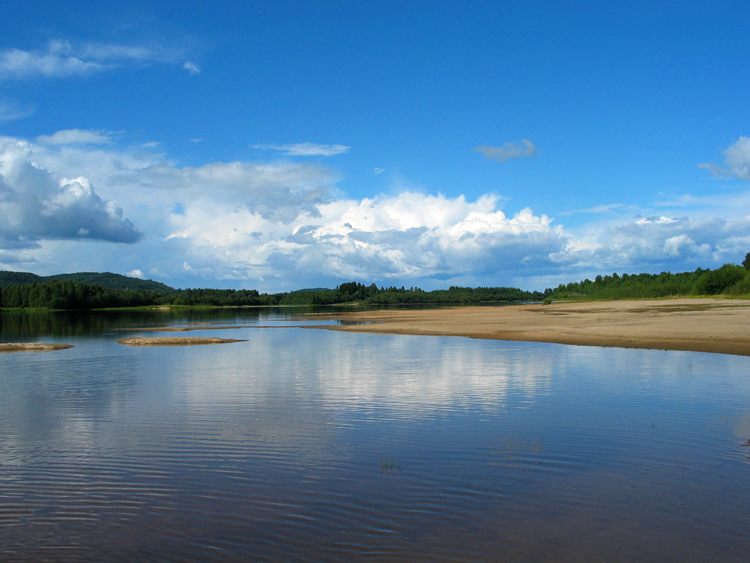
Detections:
[0, 342, 74, 353]
[118, 337, 246, 346]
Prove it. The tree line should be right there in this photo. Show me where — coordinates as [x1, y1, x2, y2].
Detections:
[546, 261, 750, 301]
[2, 255, 750, 310]
[0, 279, 543, 309]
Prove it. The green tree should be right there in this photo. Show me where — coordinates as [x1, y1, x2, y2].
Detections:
[694, 264, 746, 295]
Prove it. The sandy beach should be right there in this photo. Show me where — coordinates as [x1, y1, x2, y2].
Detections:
[306, 298, 750, 357]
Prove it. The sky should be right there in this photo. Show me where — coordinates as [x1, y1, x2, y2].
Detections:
[1, 0, 749, 291]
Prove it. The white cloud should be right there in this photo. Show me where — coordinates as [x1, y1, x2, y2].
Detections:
[183, 61, 200, 75]
[553, 215, 750, 271]
[0, 140, 140, 247]
[0, 44, 101, 78]
[634, 216, 676, 225]
[251, 142, 350, 157]
[724, 137, 750, 180]
[36, 129, 113, 146]
[373, 167, 385, 175]
[127, 268, 145, 279]
[0, 99, 34, 122]
[165, 192, 565, 283]
[3, 132, 750, 289]
[0, 39, 183, 79]
[699, 136, 750, 181]
[475, 139, 536, 163]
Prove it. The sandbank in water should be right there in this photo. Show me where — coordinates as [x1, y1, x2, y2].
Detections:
[118, 337, 246, 346]
[0, 343, 74, 353]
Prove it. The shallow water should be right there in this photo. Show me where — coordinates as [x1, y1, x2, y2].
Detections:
[1, 309, 750, 561]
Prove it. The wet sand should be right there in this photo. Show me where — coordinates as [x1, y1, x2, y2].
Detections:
[118, 337, 246, 346]
[0, 343, 74, 353]
[306, 298, 750, 357]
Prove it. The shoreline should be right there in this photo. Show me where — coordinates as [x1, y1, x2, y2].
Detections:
[304, 298, 750, 357]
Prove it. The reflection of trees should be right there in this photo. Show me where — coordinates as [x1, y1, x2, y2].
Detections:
[0, 308, 297, 339]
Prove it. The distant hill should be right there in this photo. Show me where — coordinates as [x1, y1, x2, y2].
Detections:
[0, 271, 174, 292]
[0, 271, 44, 288]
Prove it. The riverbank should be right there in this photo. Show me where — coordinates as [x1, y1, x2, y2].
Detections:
[305, 298, 750, 357]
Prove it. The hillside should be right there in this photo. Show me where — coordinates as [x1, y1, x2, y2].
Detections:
[0, 271, 44, 288]
[0, 271, 174, 293]
[45, 272, 174, 293]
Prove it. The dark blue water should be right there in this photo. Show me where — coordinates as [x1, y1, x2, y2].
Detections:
[1, 310, 750, 561]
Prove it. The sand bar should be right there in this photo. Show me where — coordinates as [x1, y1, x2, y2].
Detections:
[305, 298, 750, 357]
[118, 337, 246, 346]
[0, 343, 74, 353]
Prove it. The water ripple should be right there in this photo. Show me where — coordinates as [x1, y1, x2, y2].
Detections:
[2, 313, 750, 560]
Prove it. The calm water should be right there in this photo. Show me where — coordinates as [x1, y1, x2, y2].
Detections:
[1, 309, 750, 561]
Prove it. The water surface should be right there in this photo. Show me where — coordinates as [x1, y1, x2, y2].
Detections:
[1, 309, 750, 561]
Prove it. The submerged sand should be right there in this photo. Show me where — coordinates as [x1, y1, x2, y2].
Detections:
[306, 298, 750, 357]
[118, 337, 246, 346]
[0, 343, 74, 353]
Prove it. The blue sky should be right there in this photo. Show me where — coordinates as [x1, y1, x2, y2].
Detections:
[1, 1, 749, 290]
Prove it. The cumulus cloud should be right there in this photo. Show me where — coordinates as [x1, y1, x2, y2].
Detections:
[699, 136, 750, 181]
[0, 140, 140, 247]
[36, 129, 113, 146]
[4, 132, 750, 289]
[251, 142, 350, 157]
[553, 215, 750, 271]
[475, 139, 536, 163]
[160, 161, 336, 223]
[17, 137, 338, 229]
[0, 39, 184, 79]
[165, 192, 565, 283]
[127, 268, 145, 279]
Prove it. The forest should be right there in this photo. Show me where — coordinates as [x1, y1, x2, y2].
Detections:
[547, 261, 750, 301]
[1, 254, 749, 310]
[0, 279, 543, 309]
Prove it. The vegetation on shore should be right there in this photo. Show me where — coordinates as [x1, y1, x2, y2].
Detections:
[1, 253, 749, 310]
[548, 261, 750, 301]
[0, 278, 543, 309]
